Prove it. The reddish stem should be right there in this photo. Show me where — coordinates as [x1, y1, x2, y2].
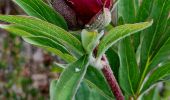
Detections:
[101, 55, 124, 100]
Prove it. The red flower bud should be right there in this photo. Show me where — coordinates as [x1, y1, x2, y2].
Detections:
[53, 0, 113, 30]
[66, 0, 112, 24]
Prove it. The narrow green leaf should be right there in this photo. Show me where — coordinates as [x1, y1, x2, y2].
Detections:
[149, 0, 170, 57]
[153, 19, 170, 54]
[142, 63, 170, 93]
[13, 0, 68, 29]
[0, 24, 69, 50]
[148, 38, 170, 73]
[118, 37, 140, 95]
[0, 25, 31, 36]
[70, 32, 81, 41]
[137, 0, 154, 21]
[97, 21, 153, 58]
[0, 24, 76, 63]
[54, 55, 89, 100]
[118, 0, 140, 51]
[23, 36, 76, 63]
[118, 0, 138, 23]
[0, 15, 84, 55]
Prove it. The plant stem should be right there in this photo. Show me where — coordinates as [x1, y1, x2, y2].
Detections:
[101, 55, 124, 100]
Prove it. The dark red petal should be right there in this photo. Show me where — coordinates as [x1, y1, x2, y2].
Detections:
[65, 0, 112, 24]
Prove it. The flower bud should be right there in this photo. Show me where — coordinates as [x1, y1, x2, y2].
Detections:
[53, 0, 114, 30]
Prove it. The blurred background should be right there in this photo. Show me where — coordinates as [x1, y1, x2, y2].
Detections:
[0, 0, 62, 99]
[0, 0, 170, 100]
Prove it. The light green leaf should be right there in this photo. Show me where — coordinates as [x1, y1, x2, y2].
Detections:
[23, 36, 76, 63]
[0, 24, 76, 63]
[13, 0, 68, 29]
[142, 63, 170, 93]
[118, 37, 140, 95]
[97, 21, 153, 58]
[53, 55, 89, 100]
[0, 24, 64, 47]
[0, 24, 33, 37]
[81, 29, 103, 54]
[0, 15, 84, 55]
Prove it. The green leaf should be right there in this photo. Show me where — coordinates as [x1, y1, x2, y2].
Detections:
[50, 80, 58, 100]
[118, 0, 140, 51]
[0, 24, 76, 63]
[0, 15, 84, 55]
[153, 19, 170, 54]
[23, 36, 76, 63]
[148, 38, 170, 73]
[48, 64, 114, 99]
[70, 31, 81, 41]
[75, 82, 107, 100]
[13, 0, 68, 29]
[53, 55, 89, 100]
[0, 24, 32, 37]
[81, 29, 103, 54]
[149, 0, 170, 56]
[139, 0, 170, 73]
[51, 65, 64, 73]
[97, 21, 153, 58]
[141, 63, 170, 93]
[141, 87, 161, 100]
[118, 37, 140, 95]
[137, 0, 154, 22]
[118, 0, 138, 23]
[75, 82, 91, 100]
[0, 24, 66, 48]
[85, 66, 114, 99]
[88, 89, 108, 100]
